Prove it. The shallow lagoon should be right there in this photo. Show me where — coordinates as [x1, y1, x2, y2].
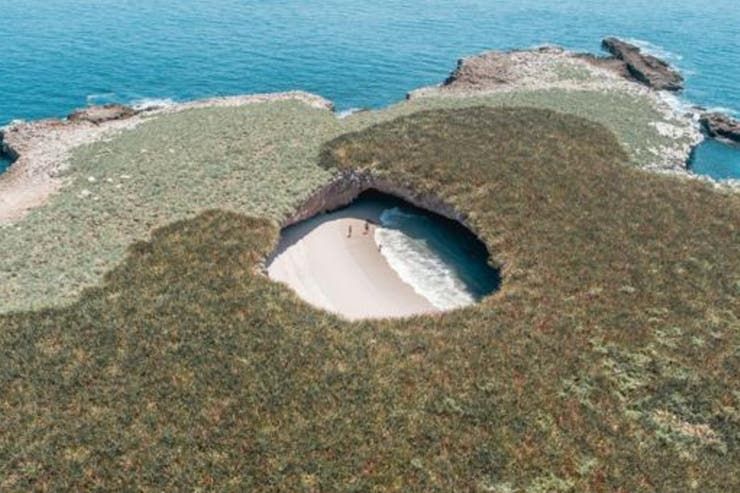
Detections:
[690, 139, 740, 181]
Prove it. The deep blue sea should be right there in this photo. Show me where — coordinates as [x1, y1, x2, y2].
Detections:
[1, 0, 738, 178]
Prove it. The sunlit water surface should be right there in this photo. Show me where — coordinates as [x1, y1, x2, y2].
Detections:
[1, 0, 738, 177]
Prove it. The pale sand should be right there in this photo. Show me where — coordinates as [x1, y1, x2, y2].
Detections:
[267, 201, 438, 320]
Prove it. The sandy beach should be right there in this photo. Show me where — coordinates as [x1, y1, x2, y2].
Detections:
[267, 200, 437, 320]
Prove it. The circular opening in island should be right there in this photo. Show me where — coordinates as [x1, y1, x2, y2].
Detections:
[266, 189, 501, 320]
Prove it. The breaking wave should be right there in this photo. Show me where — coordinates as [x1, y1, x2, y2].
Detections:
[623, 38, 684, 64]
[375, 207, 483, 311]
[86, 92, 118, 105]
[130, 98, 177, 111]
[336, 108, 364, 119]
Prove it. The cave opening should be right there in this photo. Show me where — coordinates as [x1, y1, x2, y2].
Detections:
[267, 189, 500, 320]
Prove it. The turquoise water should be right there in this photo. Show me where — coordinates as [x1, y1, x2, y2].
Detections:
[690, 139, 740, 181]
[372, 195, 501, 309]
[360, 191, 500, 309]
[0, 0, 739, 178]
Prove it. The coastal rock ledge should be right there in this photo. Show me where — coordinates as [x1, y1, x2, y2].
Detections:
[700, 113, 740, 143]
[439, 37, 685, 93]
[67, 104, 139, 125]
[600, 37, 684, 91]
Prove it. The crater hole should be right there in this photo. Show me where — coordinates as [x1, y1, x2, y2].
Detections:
[267, 189, 500, 320]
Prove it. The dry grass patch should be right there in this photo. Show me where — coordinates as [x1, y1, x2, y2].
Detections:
[1, 107, 738, 491]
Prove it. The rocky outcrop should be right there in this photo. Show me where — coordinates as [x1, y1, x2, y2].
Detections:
[67, 104, 139, 125]
[282, 170, 472, 232]
[601, 37, 684, 91]
[442, 50, 518, 89]
[436, 38, 684, 94]
[700, 113, 740, 143]
[573, 52, 632, 79]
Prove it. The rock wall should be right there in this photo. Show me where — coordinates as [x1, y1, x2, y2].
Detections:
[701, 113, 740, 143]
[281, 170, 473, 232]
[0, 130, 20, 162]
[601, 37, 684, 91]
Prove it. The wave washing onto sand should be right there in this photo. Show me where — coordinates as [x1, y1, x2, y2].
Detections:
[375, 207, 476, 311]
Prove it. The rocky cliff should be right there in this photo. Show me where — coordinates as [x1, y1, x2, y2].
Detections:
[601, 37, 684, 91]
[700, 113, 740, 143]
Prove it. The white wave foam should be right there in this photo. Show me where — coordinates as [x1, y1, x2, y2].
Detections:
[623, 38, 684, 63]
[130, 98, 177, 111]
[703, 106, 739, 117]
[658, 91, 697, 116]
[375, 207, 475, 311]
[86, 92, 118, 105]
[336, 107, 364, 119]
[658, 91, 739, 122]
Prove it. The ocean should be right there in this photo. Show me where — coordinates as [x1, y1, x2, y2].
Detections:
[1, 0, 738, 178]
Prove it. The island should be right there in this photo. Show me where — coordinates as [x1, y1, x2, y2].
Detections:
[0, 39, 738, 492]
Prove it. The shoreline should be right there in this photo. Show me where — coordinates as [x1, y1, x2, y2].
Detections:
[0, 91, 332, 224]
[1, 40, 739, 226]
[267, 198, 438, 320]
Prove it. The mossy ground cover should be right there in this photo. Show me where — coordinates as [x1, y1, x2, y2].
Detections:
[0, 101, 341, 312]
[1, 87, 687, 314]
[344, 89, 691, 168]
[1, 107, 738, 491]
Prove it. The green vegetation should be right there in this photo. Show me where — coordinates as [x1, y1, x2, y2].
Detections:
[2, 107, 738, 491]
[344, 89, 692, 168]
[1, 87, 689, 314]
[551, 62, 596, 82]
[0, 101, 341, 312]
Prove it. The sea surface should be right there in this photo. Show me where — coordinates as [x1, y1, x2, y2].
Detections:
[1, 0, 739, 179]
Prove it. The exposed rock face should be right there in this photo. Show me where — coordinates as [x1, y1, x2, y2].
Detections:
[443, 51, 518, 89]
[436, 38, 685, 94]
[700, 113, 740, 143]
[573, 52, 632, 79]
[0, 131, 19, 162]
[67, 104, 139, 124]
[282, 170, 472, 232]
[601, 37, 684, 91]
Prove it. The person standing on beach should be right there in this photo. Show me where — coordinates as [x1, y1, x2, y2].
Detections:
[364, 220, 370, 235]
[348, 225, 352, 238]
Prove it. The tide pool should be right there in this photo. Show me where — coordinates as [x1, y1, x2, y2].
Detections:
[690, 140, 740, 181]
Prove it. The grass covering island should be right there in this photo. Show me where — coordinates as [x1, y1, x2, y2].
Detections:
[0, 47, 738, 491]
[1, 106, 738, 491]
